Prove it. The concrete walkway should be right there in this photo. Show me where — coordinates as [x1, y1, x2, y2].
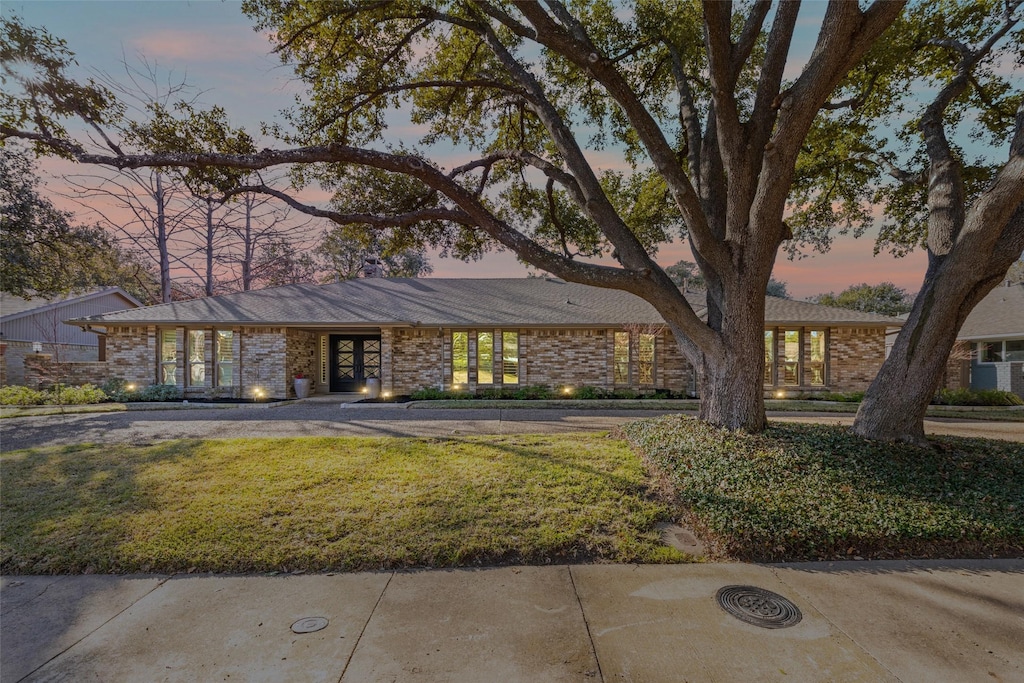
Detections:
[3, 560, 1021, 682]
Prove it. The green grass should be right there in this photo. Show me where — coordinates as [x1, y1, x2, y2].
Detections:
[0, 434, 685, 574]
[622, 415, 1024, 562]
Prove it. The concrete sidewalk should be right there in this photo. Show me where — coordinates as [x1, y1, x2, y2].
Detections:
[3, 560, 1021, 682]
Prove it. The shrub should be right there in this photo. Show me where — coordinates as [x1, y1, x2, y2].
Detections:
[45, 384, 106, 405]
[932, 388, 1023, 406]
[0, 385, 48, 406]
[0, 384, 106, 406]
[101, 378, 182, 402]
[804, 391, 865, 402]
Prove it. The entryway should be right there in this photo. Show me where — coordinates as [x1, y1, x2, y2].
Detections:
[329, 335, 382, 392]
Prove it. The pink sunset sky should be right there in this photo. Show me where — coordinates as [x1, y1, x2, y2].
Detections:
[9, 1, 938, 299]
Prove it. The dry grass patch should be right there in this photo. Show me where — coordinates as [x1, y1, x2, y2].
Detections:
[1, 434, 685, 574]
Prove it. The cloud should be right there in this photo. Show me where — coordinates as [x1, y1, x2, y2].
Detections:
[129, 28, 273, 65]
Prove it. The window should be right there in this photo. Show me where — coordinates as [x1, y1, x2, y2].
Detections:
[160, 330, 176, 385]
[452, 332, 468, 384]
[216, 330, 234, 387]
[979, 340, 1024, 362]
[807, 330, 826, 386]
[477, 332, 494, 384]
[188, 330, 206, 386]
[614, 332, 630, 384]
[783, 329, 800, 385]
[502, 331, 519, 384]
[638, 333, 655, 384]
[763, 330, 774, 384]
[980, 341, 1003, 363]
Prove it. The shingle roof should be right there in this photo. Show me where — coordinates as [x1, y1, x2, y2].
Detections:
[68, 278, 904, 328]
[1, 288, 141, 322]
[957, 284, 1024, 339]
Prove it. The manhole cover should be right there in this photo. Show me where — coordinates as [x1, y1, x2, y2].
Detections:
[715, 585, 802, 629]
[291, 617, 329, 634]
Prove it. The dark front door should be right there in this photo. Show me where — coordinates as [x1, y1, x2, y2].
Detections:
[329, 335, 382, 392]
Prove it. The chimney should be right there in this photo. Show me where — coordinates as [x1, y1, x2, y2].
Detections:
[362, 256, 384, 278]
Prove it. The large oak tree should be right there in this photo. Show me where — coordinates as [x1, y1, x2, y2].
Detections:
[2, 2, 1021, 438]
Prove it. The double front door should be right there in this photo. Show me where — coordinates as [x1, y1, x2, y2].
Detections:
[329, 335, 382, 392]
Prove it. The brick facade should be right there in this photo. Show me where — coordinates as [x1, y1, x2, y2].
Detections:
[828, 327, 888, 393]
[16, 322, 889, 399]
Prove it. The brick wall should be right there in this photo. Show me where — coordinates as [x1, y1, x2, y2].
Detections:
[392, 328, 443, 394]
[285, 329, 318, 397]
[829, 326, 887, 392]
[241, 327, 287, 398]
[23, 354, 109, 389]
[2, 341, 100, 386]
[396, 327, 692, 393]
[940, 340, 972, 390]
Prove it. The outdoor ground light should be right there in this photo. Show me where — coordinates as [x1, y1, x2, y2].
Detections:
[126, 383, 136, 391]
[361, 387, 369, 393]
[775, 390, 786, 399]
[382, 391, 391, 399]
[452, 384, 462, 390]
[253, 387, 266, 399]
[562, 386, 574, 395]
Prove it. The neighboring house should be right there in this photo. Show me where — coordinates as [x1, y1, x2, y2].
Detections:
[944, 282, 1024, 398]
[0, 288, 142, 386]
[62, 278, 903, 399]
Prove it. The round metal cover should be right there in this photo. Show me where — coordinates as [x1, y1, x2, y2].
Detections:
[716, 585, 802, 629]
[291, 617, 329, 634]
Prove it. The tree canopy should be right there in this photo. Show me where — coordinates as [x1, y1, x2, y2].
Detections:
[2, 2, 1021, 439]
[815, 282, 913, 317]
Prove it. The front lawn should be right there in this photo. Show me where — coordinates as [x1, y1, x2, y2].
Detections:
[0, 434, 683, 574]
[622, 415, 1024, 562]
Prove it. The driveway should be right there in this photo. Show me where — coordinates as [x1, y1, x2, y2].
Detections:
[1, 403, 1021, 450]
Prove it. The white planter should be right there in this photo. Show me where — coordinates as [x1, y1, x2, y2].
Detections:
[294, 378, 311, 399]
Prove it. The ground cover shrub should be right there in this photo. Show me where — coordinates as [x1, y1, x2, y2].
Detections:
[102, 378, 182, 402]
[409, 385, 688, 401]
[0, 384, 106, 406]
[0, 434, 684, 573]
[622, 415, 1024, 562]
[802, 391, 865, 402]
[932, 388, 1023, 406]
[0, 386, 47, 406]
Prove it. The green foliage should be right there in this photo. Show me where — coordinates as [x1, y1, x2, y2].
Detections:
[101, 378, 181, 402]
[0, 147, 154, 298]
[933, 388, 1024, 407]
[623, 415, 1024, 561]
[0, 385, 46, 406]
[815, 282, 913, 316]
[0, 383, 105, 405]
[318, 224, 433, 280]
[408, 385, 686, 401]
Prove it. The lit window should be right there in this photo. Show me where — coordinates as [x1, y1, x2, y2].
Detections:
[452, 332, 468, 384]
[807, 330, 826, 386]
[783, 329, 800, 385]
[764, 330, 774, 384]
[502, 332, 519, 384]
[189, 330, 206, 385]
[216, 330, 234, 387]
[477, 332, 494, 384]
[160, 329, 176, 385]
[614, 332, 630, 384]
[638, 333, 655, 384]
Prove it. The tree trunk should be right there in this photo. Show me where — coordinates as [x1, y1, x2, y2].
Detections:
[155, 172, 172, 304]
[853, 214, 1024, 443]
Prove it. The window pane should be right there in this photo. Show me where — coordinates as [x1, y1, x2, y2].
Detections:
[452, 332, 468, 384]
[1005, 340, 1024, 362]
[807, 330, 826, 386]
[215, 330, 234, 387]
[783, 329, 800, 385]
[764, 330, 774, 384]
[980, 342, 1003, 363]
[161, 330, 176, 362]
[614, 332, 630, 384]
[188, 330, 205, 386]
[161, 364, 176, 385]
[477, 332, 493, 384]
[502, 332, 519, 384]
[638, 333, 655, 384]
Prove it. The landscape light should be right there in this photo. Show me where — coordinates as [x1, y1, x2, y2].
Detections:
[562, 386, 574, 395]
[361, 387, 369, 393]
[775, 390, 785, 399]
[126, 383, 136, 391]
[452, 384, 462, 390]
[254, 387, 265, 399]
[383, 391, 391, 399]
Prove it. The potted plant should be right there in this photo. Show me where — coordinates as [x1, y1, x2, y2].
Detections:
[293, 372, 311, 399]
